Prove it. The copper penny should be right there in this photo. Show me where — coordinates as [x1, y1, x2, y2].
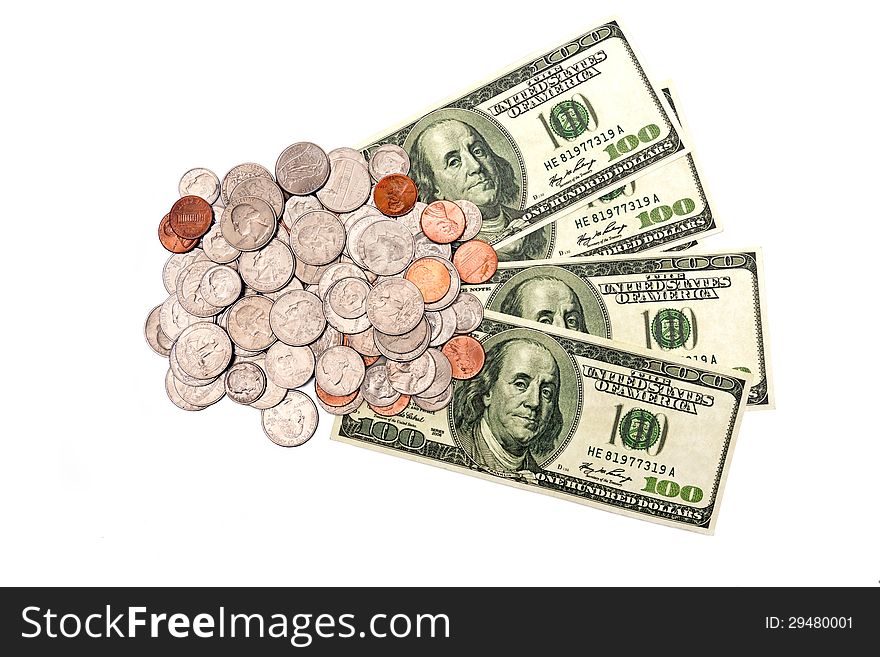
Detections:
[452, 239, 498, 284]
[442, 336, 485, 380]
[169, 195, 214, 239]
[420, 200, 465, 244]
[374, 174, 417, 217]
[362, 354, 381, 367]
[315, 382, 360, 408]
[404, 257, 451, 303]
[158, 212, 198, 253]
[368, 394, 411, 416]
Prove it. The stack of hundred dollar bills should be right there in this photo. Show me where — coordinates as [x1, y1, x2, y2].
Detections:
[331, 19, 773, 534]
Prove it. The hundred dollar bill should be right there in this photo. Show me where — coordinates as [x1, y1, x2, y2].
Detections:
[331, 311, 750, 533]
[464, 248, 773, 408]
[359, 20, 688, 256]
[495, 85, 718, 260]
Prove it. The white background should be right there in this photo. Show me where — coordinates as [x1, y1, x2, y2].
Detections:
[2, 1, 878, 587]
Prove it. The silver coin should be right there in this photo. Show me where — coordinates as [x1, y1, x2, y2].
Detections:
[179, 167, 220, 204]
[345, 212, 387, 268]
[144, 304, 173, 356]
[160, 293, 203, 341]
[265, 342, 315, 389]
[316, 262, 369, 300]
[261, 390, 319, 447]
[323, 287, 371, 334]
[373, 318, 431, 362]
[169, 341, 217, 388]
[283, 194, 324, 229]
[218, 309, 263, 359]
[173, 372, 226, 408]
[220, 196, 277, 252]
[416, 348, 453, 399]
[356, 220, 414, 276]
[175, 322, 233, 379]
[360, 364, 400, 407]
[316, 390, 364, 416]
[386, 351, 436, 396]
[368, 144, 410, 181]
[346, 326, 381, 357]
[177, 260, 225, 317]
[328, 147, 368, 168]
[294, 258, 339, 285]
[163, 248, 208, 294]
[430, 306, 458, 347]
[238, 239, 294, 293]
[201, 224, 240, 264]
[316, 157, 372, 213]
[165, 369, 206, 411]
[327, 277, 370, 319]
[339, 254, 378, 284]
[395, 201, 426, 236]
[269, 290, 326, 346]
[413, 231, 452, 260]
[199, 265, 242, 307]
[340, 205, 383, 253]
[275, 142, 330, 195]
[220, 162, 274, 205]
[413, 383, 453, 412]
[263, 275, 304, 301]
[250, 357, 289, 410]
[227, 295, 276, 351]
[315, 345, 365, 396]
[366, 278, 424, 336]
[450, 292, 484, 333]
[289, 210, 345, 265]
[424, 258, 461, 312]
[455, 199, 483, 241]
[229, 176, 285, 220]
[308, 323, 344, 359]
[225, 361, 266, 405]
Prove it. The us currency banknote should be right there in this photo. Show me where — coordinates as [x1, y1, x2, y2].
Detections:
[331, 311, 751, 533]
[463, 249, 773, 408]
[494, 85, 718, 260]
[358, 20, 690, 257]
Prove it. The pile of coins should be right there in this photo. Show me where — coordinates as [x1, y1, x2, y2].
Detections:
[145, 142, 497, 447]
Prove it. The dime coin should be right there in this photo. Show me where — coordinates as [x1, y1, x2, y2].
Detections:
[453, 239, 498, 284]
[326, 277, 370, 319]
[265, 342, 315, 389]
[269, 290, 326, 346]
[227, 295, 276, 351]
[201, 224, 240, 264]
[275, 142, 331, 195]
[450, 292, 484, 333]
[238, 239, 294, 293]
[289, 210, 345, 265]
[159, 212, 198, 253]
[455, 199, 483, 241]
[369, 144, 410, 180]
[412, 231, 452, 260]
[220, 196, 277, 252]
[405, 257, 451, 303]
[356, 220, 414, 276]
[170, 195, 214, 240]
[175, 322, 233, 379]
[221, 162, 274, 205]
[413, 384, 453, 412]
[368, 395, 411, 417]
[386, 351, 436, 396]
[360, 364, 400, 407]
[144, 304, 173, 356]
[200, 264, 242, 307]
[315, 382, 360, 407]
[365, 278, 424, 336]
[316, 157, 372, 213]
[442, 335, 485, 380]
[415, 348, 453, 399]
[225, 361, 266, 404]
[179, 167, 220, 204]
[250, 362, 289, 410]
[229, 176, 285, 220]
[315, 345, 365, 396]
[373, 174, 417, 217]
[165, 369, 206, 411]
[421, 200, 465, 244]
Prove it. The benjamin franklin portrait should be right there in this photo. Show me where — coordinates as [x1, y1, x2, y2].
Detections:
[404, 108, 550, 261]
[451, 330, 579, 475]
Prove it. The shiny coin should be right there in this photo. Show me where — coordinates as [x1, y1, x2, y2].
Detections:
[269, 290, 326, 346]
[173, 372, 226, 408]
[317, 262, 369, 300]
[396, 201, 426, 235]
[421, 200, 465, 244]
[329, 147, 368, 167]
[175, 322, 233, 379]
[265, 342, 315, 389]
[369, 144, 410, 181]
[262, 391, 319, 446]
[289, 210, 345, 265]
[442, 335, 485, 380]
[327, 277, 370, 319]
[163, 249, 207, 294]
[160, 294, 202, 341]
[225, 361, 266, 404]
[428, 306, 458, 347]
[165, 369, 206, 411]
[416, 348, 453, 399]
[220, 162, 273, 205]
[386, 351, 437, 396]
[366, 278, 424, 336]
[450, 292, 484, 333]
[144, 304, 173, 356]
[170, 195, 214, 240]
[308, 324, 345, 359]
[455, 199, 483, 241]
[453, 239, 498, 284]
[405, 257, 451, 303]
[316, 157, 372, 213]
[413, 231, 452, 260]
[373, 317, 431, 362]
[230, 176, 285, 221]
[250, 359, 289, 410]
[220, 196, 277, 252]
[356, 220, 414, 276]
[374, 174, 417, 217]
[315, 345, 365, 396]
[177, 260, 224, 317]
[159, 212, 198, 253]
[227, 295, 276, 351]
[169, 342, 217, 387]
[282, 194, 324, 232]
[201, 224, 240, 264]
[199, 265, 242, 307]
[323, 286, 371, 334]
[360, 364, 401, 407]
[179, 168, 220, 204]
[275, 142, 331, 195]
[238, 239, 294, 293]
